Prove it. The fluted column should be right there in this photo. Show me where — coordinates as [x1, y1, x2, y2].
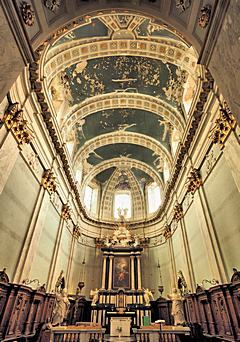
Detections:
[136, 255, 142, 290]
[108, 255, 114, 290]
[101, 254, 107, 289]
[130, 255, 135, 290]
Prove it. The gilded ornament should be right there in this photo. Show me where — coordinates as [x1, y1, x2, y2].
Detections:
[185, 168, 202, 194]
[21, 1, 35, 26]
[61, 204, 71, 220]
[198, 4, 212, 29]
[3, 103, 33, 145]
[210, 103, 236, 149]
[163, 225, 171, 240]
[42, 169, 57, 193]
[175, 0, 191, 13]
[44, 0, 61, 12]
[73, 225, 81, 239]
[173, 203, 183, 221]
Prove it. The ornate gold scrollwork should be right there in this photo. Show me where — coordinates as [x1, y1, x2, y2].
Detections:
[41, 169, 57, 193]
[173, 203, 183, 222]
[61, 203, 71, 220]
[163, 225, 172, 240]
[73, 224, 81, 239]
[2, 103, 33, 145]
[210, 103, 236, 149]
[185, 168, 202, 194]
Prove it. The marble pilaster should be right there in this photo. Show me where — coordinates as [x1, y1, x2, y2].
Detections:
[13, 186, 50, 283]
[194, 186, 228, 283]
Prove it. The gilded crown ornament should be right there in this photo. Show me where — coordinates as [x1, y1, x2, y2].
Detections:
[21, 1, 35, 26]
[173, 203, 183, 222]
[185, 168, 202, 194]
[198, 4, 212, 29]
[3, 103, 33, 145]
[210, 103, 236, 149]
[61, 204, 71, 220]
[41, 169, 57, 193]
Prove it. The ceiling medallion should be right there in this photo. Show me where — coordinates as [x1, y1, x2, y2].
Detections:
[198, 4, 212, 29]
[21, 1, 35, 26]
[175, 0, 191, 12]
[44, 0, 61, 12]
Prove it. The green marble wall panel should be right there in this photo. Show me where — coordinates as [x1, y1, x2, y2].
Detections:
[204, 155, 240, 279]
[0, 155, 39, 279]
[184, 202, 212, 285]
[29, 201, 60, 285]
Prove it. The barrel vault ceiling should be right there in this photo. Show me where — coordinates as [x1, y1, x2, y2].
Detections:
[42, 12, 200, 220]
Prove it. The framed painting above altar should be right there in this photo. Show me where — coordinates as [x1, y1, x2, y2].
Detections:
[113, 256, 130, 289]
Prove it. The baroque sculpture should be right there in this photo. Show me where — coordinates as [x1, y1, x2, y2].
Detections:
[90, 288, 99, 306]
[177, 271, 188, 296]
[55, 270, 65, 293]
[0, 268, 9, 283]
[231, 268, 240, 283]
[143, 288, 154, 306]
[168, 288, 186, 325]
[52, 288, 70, 326]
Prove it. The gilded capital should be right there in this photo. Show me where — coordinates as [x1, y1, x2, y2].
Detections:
[41, 169, 57, 193]
[73, 225, 81, 239]
[3, 103, 33, 145]
[185, 168, 202, 194]
[61, 203, 71, 220]
[210, 103, 236, 149]
[163, 225, 172, 240]
[173, 203, 183, 221]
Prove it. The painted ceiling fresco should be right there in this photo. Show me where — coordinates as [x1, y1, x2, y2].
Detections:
[75, 108, 172, 151]
[94, 166, 154, 193]
[51, 14, 187, 48]
[45, 12, 199, 220]
[62, 56, 187, 111]
[86, 143, 164, 178]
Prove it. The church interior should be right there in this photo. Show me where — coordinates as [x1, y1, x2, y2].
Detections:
[0, 0, 240, 341]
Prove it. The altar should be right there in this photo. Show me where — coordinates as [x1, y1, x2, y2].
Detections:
[91, 213, 152, 328]
[110, 317, 131, 337]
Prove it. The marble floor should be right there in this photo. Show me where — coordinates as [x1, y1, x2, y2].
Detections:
[103, 335, 136, 341]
